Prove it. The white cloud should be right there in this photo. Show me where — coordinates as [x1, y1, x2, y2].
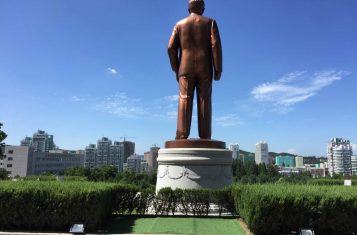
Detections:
[96, 93, 147, 118]
[164, 95, 179, 102]
[166, 111, 177, 119]
[71, 96, 85, 102]
[251, 70, 350, 108]
[106, 67, 118, 75]
[215, 114, 243, 127]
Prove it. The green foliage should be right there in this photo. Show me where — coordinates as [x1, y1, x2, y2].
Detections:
[21, 175, 87, 181]
[154, 187, 236, 216]
[233, 184, 357, 235]
[0, 181, 127, 231]
[0, 169, 10, 180]
[0, 123, 7, 158]
[64, 166, 156, 189]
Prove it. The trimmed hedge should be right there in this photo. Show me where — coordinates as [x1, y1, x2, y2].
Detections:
[233, 184, 357, 235]
[0, 181, 137, 231]
[21, 175, 87, 182]
[307, 178, 347, 186]
[0, 181, 234, 232]
[154, 187, 235, 216]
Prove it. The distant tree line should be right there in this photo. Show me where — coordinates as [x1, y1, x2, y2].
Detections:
[232, 159, 313, 184]
[64, 166, 157, 189]
[0, 123, 9, 180]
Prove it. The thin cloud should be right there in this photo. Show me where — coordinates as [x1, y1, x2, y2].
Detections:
[215, 114, 243, 127]
[95, 93, 147, 118]
[164, 95, 179, 102]
[251, 70, 350, 108]
[71, 96, 85, 102]
[106, 67, 118, 75]
[166, 111, 177, 119]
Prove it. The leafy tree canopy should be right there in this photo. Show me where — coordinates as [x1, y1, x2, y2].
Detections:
[0, 123, 8, 158]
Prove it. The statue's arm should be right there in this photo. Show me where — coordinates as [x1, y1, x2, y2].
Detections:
[211, 20, 222, 80]
[168, 25, 180, 74]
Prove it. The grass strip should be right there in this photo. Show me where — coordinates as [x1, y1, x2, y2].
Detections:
[104, 217, 246, 235]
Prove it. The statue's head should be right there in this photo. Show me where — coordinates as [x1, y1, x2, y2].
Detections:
[188, 0, 205, 15]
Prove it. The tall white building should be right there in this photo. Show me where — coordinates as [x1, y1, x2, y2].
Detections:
[228, 144, 239, 160]
[20, 130, 56, 153]
[351, 155, 357, 176]
[125, 154, 147, 172]
[84, 138, 128, 171]
[84, 144, 96, 168]
[110, 141, 124, 171]
[295, 156, 304, 168]
[328, 138, 352, 176]
[255, 141, 269, 165]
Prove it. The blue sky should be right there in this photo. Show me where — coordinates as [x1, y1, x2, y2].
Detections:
[1, 0, 356, 156]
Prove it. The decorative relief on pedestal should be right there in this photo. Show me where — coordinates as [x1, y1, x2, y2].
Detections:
[156, 148, 233, 191]
[158, 165, 202, 181]
[158, 165, 169, 178]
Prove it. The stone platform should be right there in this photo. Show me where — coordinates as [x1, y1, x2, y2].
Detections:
[156, 139, 233, 192]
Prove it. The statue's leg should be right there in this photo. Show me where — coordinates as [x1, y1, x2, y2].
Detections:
[176, 75, 194, 139]
[196, 77, 212, 139]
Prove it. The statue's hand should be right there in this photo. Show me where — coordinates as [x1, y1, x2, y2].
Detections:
[214, 72, 221, 81]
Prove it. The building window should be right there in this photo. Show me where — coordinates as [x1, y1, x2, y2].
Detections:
[8, 157, 13, 161]
[7, 164, 12, 168]
[8, 150, 14, 154]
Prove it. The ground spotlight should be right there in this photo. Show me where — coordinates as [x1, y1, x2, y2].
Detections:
[299, 228, 315, 235]
[70, 223, 85, 234]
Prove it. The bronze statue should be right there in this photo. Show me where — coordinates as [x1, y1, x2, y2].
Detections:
[168, 0, 222, 140]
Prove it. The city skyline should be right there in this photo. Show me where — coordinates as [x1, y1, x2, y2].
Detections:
[1, 0, 356, 156]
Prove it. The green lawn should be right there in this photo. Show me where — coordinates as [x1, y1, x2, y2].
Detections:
[103, 217, 246, 235]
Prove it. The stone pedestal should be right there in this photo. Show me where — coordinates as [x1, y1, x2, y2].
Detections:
[156, 139, 233, 192]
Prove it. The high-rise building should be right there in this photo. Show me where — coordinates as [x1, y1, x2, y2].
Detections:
[328, 138, 352, 176]
[125, 154, 146, 172]
[84, 137, 130, 170]
[84, 144, 96, 168]
[255, 141, 269, 165]
[351, 155, 357, 176]
[110, 141, 124, 171]
[20, 137, 32, 147]
[295, 156, 304, 168]
[20, 130, 56, 153]
[228, 144, 239, 160]
[122, 140, 135, 162]
[144, 146, 160, 172]
[96, 137, 112, 166]
[275, 155, 296, 167]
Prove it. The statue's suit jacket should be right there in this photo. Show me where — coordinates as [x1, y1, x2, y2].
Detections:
[168, 13, 222, 79]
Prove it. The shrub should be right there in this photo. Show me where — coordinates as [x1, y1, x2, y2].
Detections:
[0, 181, 130, 231]
[233, 184, 357, 235]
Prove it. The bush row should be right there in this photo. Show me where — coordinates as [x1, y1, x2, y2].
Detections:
[233, 184, 357, 235]
[0, 181, 136, 231]
[20, 175, 87, 181]
[111, 187, 235, 216]
[153, 187, 234, 216]
[0, 181, 234, 231]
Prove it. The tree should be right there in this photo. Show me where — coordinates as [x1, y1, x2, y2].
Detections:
[0, 168, 9, 180]
[235, 159, 246, 180]
[0, 123, 7, 159]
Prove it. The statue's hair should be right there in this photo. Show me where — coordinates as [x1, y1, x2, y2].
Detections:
[188, 0, 205, 14]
